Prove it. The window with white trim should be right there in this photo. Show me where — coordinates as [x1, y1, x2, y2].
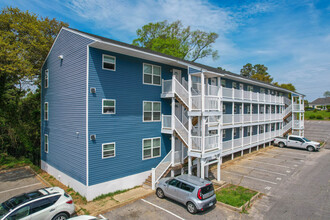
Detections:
[247, 85, 253, 91]
[247, 127, 251, 136]
[45, 69, 49, 88]
[234, 128, 237, 137]
[246, 105, 251, 114]
[222, 104, 226, 113]
[143, 137, 161, 160]
[102, 143, 115, 158]
[143, 101, 161, 122]
[143, 63, 161, 85]
[44, 102, 48, 121]
[234, 105, 237, 113]
[232, 82, 237, 89]
[103, 54, 116, 71]
[44, 134, 49, 153]
[103, 99, 116, 114]
[222, 129, 226, 139]
[221, 79, 226, 87]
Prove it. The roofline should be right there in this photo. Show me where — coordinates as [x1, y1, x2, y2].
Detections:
[47, 27, 305, 95]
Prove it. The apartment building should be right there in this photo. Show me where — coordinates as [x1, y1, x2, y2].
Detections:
[41, 27, 304, 200]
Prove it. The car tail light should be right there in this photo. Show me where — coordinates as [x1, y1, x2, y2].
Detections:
[197, 189, 202, 200]
[66, 200, 73, 204]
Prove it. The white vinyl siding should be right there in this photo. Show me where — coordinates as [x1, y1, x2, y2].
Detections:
[102, 143, 115, 158]
[44, 102, 48, 121]
[102, 54, 116, 71]
[143, 63, 161, 85]
[143, 101, 161, 122]
[102, 99, 116, 114]
[143, 137, 161, 160]
[45, 69, 49, 88]
[44, 134, 49, 153]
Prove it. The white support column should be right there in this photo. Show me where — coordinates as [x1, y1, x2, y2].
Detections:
[201, 72, 205, 112]
[197, 158, 201, 177]
[250, 103, 252, 122]
[258, 104, 260, 122]
[201, 158, 205, 179]
[188, 74, 192, 110]
[232, 128, 234, 151]
[241, 125, 244, 147]
[188, 156, 192, 175]
[249, 126, 252, 145]
[202, 116, 206, 154]
[171, 98, 175, 168]
[241, 103, 244, 123]
[217, 156, 222, 181]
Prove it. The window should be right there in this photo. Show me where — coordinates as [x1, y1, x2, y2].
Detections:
[143, 101, 161, 122]
[234, 128, 237, 137]
[221, 79, 226, 87]
[181, 182, 195, 192]
[260, 125, 264, 133]
[222, 104, 226, 113]
[44, 134, 48, 153]
[247, 85, 253, 91]
[143, 137, 161, 160]
[246, 105, 251, 114]
[143, 63, 161, 85]
[232, 82, 237, 89]
[260, 88, 265, 93]
[45, 69, 49, 88]
[102, 99, 116, 114]
[260, 106, 264, 114]
[102, 143, 115, 158]
[102, 54, 116, 71]
[44, 102, 48, 121]
[222, 129, 226, 139]
[234, 105, 237, 113]
[30, 198, 53, 215]
[7, 205, 31, 219]
[168, 179, 181, 187]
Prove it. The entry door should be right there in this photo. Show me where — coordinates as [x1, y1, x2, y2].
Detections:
[210, 78, 217, 86]
[173, 69, 182, 83]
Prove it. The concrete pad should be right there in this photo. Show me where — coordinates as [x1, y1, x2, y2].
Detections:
[114, 187, 153, 203]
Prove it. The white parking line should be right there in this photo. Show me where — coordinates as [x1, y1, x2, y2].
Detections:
[262, 152, 305, 160]
[233, 165, 287, 176]
[141, 199, 185, 220]
[254, 156, 302, 164]
[222, 170, 277, 185]
[0, 182, 43, 194]
[248, 160, 293, 169]
[98, 214, 106, 219]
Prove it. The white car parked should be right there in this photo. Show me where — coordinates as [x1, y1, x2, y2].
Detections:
[274, 135, 321, 152]
[0, 187, 75, 220]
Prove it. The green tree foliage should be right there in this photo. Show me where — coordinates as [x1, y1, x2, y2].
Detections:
[240, 63, 273, 83]
[323, 91, 330, 97]
[132, 20, 219, 62]
[0, 7, 68, 164]
[273, 82, 296, 92]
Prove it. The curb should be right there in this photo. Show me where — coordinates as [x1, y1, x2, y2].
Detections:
[27, 166, 52, 187]
[91, 190, 155, 216]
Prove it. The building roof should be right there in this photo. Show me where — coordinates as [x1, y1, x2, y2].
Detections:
[310, 97, 330, 105]
[61, 27, 304, 96]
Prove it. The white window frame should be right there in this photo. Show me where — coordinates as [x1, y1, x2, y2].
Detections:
[232, 82, 237, 89]
[234, 105, 237, 113]
[221, 79, 226, 87]
[247, 127, 251, 136]
[45, 69, 49, 88]
[143, 63, 161, 86]
[143, 101, 161, 122]
[246, 105, 251, 114]
[44, 134, 49, 153]
[102, 54, 116, 71]
[102, 142, 116, 159]
[222, 129, 226, 139]
[234, 128, 237, 137]
[222, 104, 226, 113]
[44, 102, 48, 121]
[142, 137, 161, 160]
[102, 99, 116, 114]
[247, 85, 253, 91]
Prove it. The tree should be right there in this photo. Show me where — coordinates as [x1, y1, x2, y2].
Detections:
[323, 91, 330, 97]
[273, 82, 296, 92]
[132, 20, 219, 62]
[217, 67, 227, 72]
[0, 7, 68, 164]
[240, 63, 273, 83]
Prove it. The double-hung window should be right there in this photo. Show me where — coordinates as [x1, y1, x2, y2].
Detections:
[143, 137, 161, 160]
[143, 64, 161, 85]
[103, 54, 116, 71]
[102, 143, 115, 158]
[143, 101, 161, 122]
[44, 134, 48, 153]
[103, 99, 116, 114]
[45, 69, 49, 88]
[44, 102, 48, 121]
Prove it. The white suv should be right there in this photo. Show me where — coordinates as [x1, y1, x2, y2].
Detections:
[0, 187, 75, 220]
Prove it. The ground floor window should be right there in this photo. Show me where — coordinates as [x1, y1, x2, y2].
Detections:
[44, 134, 48, 153]
[102, 143, 115, 158]
[143, 137, 161, 160]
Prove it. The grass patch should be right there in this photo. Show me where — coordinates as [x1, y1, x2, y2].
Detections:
[215, 184, 257, 208]
[0, 153, 33, 170]
[305, 110, 330, 120]
[93, 185, 140, 201]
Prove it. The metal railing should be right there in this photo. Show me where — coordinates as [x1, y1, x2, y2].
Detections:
[205, 135, 219, 151]
[191, 136, 202, 151]
[162, 115, 172, 130]
[152, 150, 172, 190]
[222, 140, 232, 151]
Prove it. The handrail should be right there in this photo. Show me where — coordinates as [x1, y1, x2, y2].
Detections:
[152, 150, 172, 190]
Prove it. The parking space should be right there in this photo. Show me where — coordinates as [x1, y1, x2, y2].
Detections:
[214, 146, 315, 195]
[0, 167, 45, 203]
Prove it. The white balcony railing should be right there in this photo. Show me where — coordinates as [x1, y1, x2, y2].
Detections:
[162, 80, 172, 94]
[234, 114, 242, 124]
[222, 140, 232, 151]
[205, 135, 219, 151]
[208, 85, 219, 96]
[223, 114, 232, 124]
[243, 115, 251, 123]
[223, 87, 232, 98]
[191, 96, 201, 110]
[191, 136, 202, 151]
[252, 134, 258, 143]
[243, 136, 250, 146]
[293, 104, 304, 112]
[234, 89, 242, 99]
[205, 96, 219, 110]
[252, 114, 258, 122]
[234, 138, 242, 149]
[162, 115, 172, 130]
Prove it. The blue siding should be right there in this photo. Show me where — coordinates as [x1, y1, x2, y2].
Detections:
[223, 128, 232, 141]
[223, 102, 232, 114]
[41, 29, 94, 185]
[88, 48, 183, 186]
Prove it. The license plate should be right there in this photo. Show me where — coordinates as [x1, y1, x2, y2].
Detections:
[209, 202, 213, 206]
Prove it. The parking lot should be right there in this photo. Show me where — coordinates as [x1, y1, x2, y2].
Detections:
[103, 144, 327, 220]
[0, 167, 46, 203]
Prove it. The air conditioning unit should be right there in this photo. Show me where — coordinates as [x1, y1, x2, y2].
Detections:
[90, 88, 96, 93]
[90, 134, 96, 140]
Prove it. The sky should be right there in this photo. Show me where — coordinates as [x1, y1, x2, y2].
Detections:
[1, 0, 329, 101]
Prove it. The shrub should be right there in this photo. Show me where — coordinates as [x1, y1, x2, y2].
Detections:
[305, 107, 313, 111]
[309, 115, 316, 119]
[313, 109, 318, 112]
[316, 115, 324, 120]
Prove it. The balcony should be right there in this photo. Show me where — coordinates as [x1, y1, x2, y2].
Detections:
[222, 87, 284, 104]
[191, 135, 220, 153]
[222, 113, 283, 125]
[292, 104, 304, 112]
[293, 120, 304, 129]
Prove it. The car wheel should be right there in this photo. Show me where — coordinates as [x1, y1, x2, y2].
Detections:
[307, 146, 314, 152]
[279, 142, 285, 148]
[186, 202, 197, 214]
[156, 188, 165, 199]
[52, 212, 69, 220]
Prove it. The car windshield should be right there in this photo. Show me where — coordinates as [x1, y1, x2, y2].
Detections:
[0, 203, 10, 218]
[3, 190, 43, 210]
[303, 138, 310, 142]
